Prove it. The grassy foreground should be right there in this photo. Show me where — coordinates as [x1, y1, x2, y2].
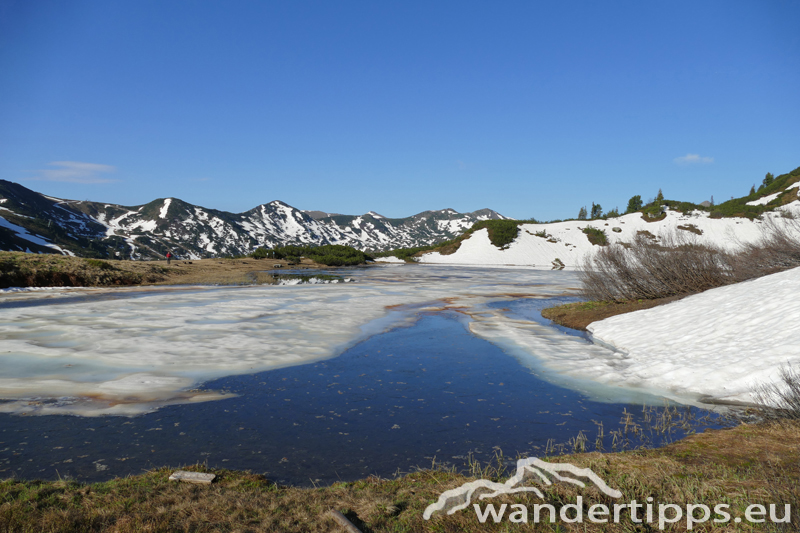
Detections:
[1, 421, 797, 531]
[0, 251, 343, 289]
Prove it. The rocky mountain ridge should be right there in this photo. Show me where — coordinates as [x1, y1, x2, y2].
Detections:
[0, 180, 507, 259]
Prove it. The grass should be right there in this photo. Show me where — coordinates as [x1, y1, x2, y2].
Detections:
[541, 297, 681, 330]
[0, 251, 155, 288]
[0, 252, 350, 288]
[1, 420, 797, 531]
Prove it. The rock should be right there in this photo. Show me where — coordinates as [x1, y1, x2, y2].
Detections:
[168, 471, 216, 485]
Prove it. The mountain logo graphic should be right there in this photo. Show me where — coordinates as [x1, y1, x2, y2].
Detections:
[423, 457, 622, 520]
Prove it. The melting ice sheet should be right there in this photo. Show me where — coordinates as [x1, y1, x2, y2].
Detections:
[0, 265, 603, 416]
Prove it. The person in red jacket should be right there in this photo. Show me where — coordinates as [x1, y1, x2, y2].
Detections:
[166, 251, 172, 265]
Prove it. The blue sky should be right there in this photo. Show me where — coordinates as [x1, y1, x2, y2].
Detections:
[1, 1, 798, 220]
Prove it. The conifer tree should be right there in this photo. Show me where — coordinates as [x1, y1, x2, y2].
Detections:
[626, 195, 643, 213]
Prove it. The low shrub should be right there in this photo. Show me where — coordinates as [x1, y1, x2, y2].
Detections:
[754, 363, 800, 422]
[252, 245, 372, 266]
[582, 227, 608, 246]
[250, 247, 271, 259]
[730, 218, 800, 278]
[470, 219, 521, 248]
[372, 241, 457, 262]
[580, 219, 800, 302]
[580, 233, 733, 302]
[676, 224, 703, 235]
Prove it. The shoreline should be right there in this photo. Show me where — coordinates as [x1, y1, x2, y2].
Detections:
[1, 419, 797, 531]
[0, 250, 367, 290]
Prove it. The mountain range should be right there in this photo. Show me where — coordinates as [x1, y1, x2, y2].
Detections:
[0, 180, 507, 259]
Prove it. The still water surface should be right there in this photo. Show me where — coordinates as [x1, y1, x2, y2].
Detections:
[0, 292, 723, 485]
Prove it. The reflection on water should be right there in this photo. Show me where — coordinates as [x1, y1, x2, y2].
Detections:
[0, 308, 726, 486]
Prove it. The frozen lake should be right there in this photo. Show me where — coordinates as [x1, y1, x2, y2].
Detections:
[0, 265, 724, 483]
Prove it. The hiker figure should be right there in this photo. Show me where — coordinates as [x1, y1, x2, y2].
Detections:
[166, 251, 172, 265]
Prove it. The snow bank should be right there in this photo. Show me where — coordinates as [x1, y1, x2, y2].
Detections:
[373, 255, 405, 263]
[587, 266, 800, 404]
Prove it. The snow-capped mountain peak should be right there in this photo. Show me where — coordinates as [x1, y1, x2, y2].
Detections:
[0, 179, 509, 259]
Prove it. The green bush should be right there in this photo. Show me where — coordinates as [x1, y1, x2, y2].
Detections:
[372, 243, 450, 262]
[250, 247, 271, 259]
[257, 244, 372, 266]
[471, 219, 520, 248]
[582, 226, 608, 246]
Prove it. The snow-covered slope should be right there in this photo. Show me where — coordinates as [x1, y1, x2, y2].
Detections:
[586, 266, 800, 404]
[0, 180, 507, 259]
[420, 196, 800, 268]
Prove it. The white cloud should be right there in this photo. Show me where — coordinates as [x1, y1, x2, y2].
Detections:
[674, 153, 714, 165]
[29, 161, 118, 184]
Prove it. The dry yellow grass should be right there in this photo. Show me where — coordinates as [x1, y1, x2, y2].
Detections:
[541, 297, 683, 330]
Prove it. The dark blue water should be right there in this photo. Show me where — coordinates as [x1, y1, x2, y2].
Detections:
[0, 302, 723, 486]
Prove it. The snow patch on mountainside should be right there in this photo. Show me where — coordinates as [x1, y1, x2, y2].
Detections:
[159, 198, 172, 218]
[1, 179, 512, 258]
[420, 200, 800, 268]
[746, 191, 781, 206]
[0, 216, 74, 255]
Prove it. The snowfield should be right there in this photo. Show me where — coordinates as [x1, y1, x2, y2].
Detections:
[420, 199, 800, 268]
[587, 266, 800, 405]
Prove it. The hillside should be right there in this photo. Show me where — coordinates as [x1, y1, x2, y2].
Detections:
[412, 166, 800, 267]
[0, 180, 507, 259]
